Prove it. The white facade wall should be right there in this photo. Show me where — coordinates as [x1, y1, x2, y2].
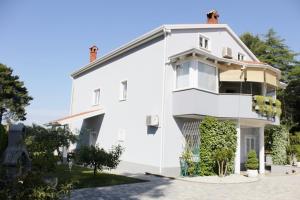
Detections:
[71, 37, 165, 168]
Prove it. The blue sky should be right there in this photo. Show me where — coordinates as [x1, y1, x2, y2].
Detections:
[0, 0, 299, 125]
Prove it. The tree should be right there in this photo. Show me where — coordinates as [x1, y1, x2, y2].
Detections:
[0, 64, 33, 124]
[214, 148, 234, 177]
[240, 29, 300, 82]
[76, 145, 123, 176]
[280, 79, 300, 127]
[25, 124, 77, 172]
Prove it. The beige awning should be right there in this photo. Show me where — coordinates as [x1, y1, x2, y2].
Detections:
[246, 68, 265, 83]
[265, 70, 278, 87]
[219, 66, 245, 82]
[48, 108, 105, 126]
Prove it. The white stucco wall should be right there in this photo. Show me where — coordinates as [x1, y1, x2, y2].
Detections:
[71, 36, 165, 167]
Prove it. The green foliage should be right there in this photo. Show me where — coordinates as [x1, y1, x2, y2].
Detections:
[253, 95, 281, 118]
[199, 117, 237, 176]
[0, 171, 73, 200]
[245, 150, 259, 170]
[214, 148, 234, 177]
[265, 125, 289, 165]
[76, 145, 123, 176]
[0, 63, 33, 124]
[0, 124, 8, 158]
[279, 79, 300, 128]
[240, 29, 300, 82]
[289, 132, 300, 161]
[25, 124, 77, 172]
[181, 149, 196, 176]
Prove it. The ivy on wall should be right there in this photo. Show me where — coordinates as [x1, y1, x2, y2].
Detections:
[199, 117, 237, 176]
[265, 125, 289, 165]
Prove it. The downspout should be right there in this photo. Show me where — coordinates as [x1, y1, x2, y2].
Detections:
[159, 27, 170, 174]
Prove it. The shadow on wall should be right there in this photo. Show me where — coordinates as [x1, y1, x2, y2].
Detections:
[77, 115, 104, 147]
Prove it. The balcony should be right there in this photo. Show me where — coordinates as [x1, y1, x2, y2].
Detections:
[172, 88, 279, 124]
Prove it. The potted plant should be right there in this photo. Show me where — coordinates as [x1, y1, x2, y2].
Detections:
[245, 150, 259, 177]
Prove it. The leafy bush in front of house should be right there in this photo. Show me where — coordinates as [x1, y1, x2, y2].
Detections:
[75, 145, 123, 176]
[265, 125, 289, 165]
[245, 150, 259, 170]
[199, 117, 237, 176]
[288, 132, 300, 162]
[181, 149, 196, 176]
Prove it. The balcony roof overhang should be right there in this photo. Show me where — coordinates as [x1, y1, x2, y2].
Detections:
[169, 48, 283, 88]
[46, 107, 105, 126]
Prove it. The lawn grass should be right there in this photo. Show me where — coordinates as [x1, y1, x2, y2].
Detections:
[50, 165, 145, 189]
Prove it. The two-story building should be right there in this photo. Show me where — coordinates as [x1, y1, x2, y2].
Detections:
[51, 11, 282, 177]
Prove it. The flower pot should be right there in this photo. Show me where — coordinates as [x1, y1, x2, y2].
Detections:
[247, 169, 258, 177]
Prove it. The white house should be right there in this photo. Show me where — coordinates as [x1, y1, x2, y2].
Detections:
[51, 11, 282, 177]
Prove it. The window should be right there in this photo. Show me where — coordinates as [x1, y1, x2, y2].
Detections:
[176, 61, 190, 89]
[198, 62, 217, 92]
[246, 137, 255, 154]
[199, 35, 209, 50]
[120, 80, 127, 101]
[93, 89, 100, 105]
[238, 53, 244, 61]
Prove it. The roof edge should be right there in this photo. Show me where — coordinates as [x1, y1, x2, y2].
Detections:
[71, 24, 259, 78]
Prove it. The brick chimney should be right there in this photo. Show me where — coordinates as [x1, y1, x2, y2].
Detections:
[89, 45, 98, 62]
[206, 10, 219, 24]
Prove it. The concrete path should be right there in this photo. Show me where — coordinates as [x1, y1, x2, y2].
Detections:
[71, 174, 300, 200]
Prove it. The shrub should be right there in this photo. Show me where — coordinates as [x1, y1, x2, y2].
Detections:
[265, 125, 289, 165]
[181, 149, 196, 176]
[199, 117, 237, 176]
[76, 145, 123, 175]
[245, 150, 259, 170]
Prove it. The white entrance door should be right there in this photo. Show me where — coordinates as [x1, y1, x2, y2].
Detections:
[245, 136, 256, 155]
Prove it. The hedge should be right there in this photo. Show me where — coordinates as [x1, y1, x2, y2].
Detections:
[199, 117, 237, 176]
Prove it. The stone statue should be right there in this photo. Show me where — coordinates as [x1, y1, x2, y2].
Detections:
[2, 123, 31, 179]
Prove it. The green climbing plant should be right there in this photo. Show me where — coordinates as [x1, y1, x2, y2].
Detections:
[199, 117, 237, 176]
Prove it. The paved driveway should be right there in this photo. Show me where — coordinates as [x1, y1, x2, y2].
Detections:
[71, 174, 300, 200]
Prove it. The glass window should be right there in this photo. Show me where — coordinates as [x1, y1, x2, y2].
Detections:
[198, 62, 216, 92]
[199, 36, 209, 50]
[246, 137, 255, 154]
[94, 89, 100, 105]
[120, 80, 127, 100]
[176, 62, 190, 89]
[238, 53, 244, 61]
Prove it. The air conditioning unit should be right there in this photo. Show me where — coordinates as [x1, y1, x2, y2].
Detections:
[222, 47, 233, 59]
[146, 115, 159, 127]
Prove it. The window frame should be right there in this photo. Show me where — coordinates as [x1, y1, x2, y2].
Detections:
[93, 88, 100, 106]
[173, 58, 218, 93]
[119, 79, 128, 101]
[174, 60, 193, 90]
[245, 136, 256, 155]
[199, 34, 211, 51]
[238, 52, 245, 61]
[196, 60, 218, 93]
